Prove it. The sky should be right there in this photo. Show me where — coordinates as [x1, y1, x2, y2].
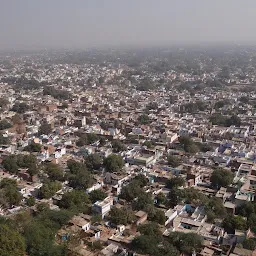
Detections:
[1, 0, 256, 50]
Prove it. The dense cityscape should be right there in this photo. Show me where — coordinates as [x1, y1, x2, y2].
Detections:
[0, 46, 256, 256]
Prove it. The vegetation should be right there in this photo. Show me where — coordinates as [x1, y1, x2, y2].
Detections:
[137, 114, 150, 124]
[43, 86, 70, 100]
[23, 142, 42, 152]
[39, 181, 62, 199]
[167, 155, 181, 167]
[209, 114, 241, 127]
[38, 121, 52, 135]
[103, 154, 124, 173]
[0, 119, 12, 130]
[0, 224, 25, 256]
[108, 206, 135, 225]
[11, 102, 29, 114]
[111, 139, 127, 152]
[210, 168, 234, 188]
[2, 154, 39, 177]
[89, 189, 107, 203]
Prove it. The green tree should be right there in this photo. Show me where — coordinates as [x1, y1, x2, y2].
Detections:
[24, 142, 42, 152]
[84, 153, 103, 171]
[166, 176, 185, 189]
[156, 192, 167, 205]
[26, 196, 36, 207]
[44, 163, 64, 181]
[112, 139, 127, 153]
[210, 168, 234, 188]
[11, 102, 29, 114]
[38, 121, 52, 135]
[0, 119, 12, 130]
[39, 181, 62, 199]
[58, 190, 90, 212]
[108, 206, 135, 225]
[168, 231, 203, 254]
[137, 114, 150, 124]
[89, 189, 107, 203]
[222, 215, 247, 233]
[0, 134, 9, 145]
[243, 238, 256, 250]
[167, 155, 181, 168]
[103, 154, 124, 173]
[0, 224, 25, 256]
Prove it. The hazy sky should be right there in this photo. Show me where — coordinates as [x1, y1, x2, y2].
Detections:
[1, 0, 256, 50]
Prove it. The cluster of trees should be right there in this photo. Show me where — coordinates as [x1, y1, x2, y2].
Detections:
[167, 155, 181, 168]
[108, 206, 135, 225]
[0, 134, 9, 145]
[39, 180, 62, 199]
[0, 119, 12, 130]
[43, 86, 71, 100]
[179, 136, 199, 154]
[2, 154, 39, 177]
[11, 102, 29, 114]
[132, 223, 203, 256]
[209, 114, 241, 127]
[103, 154, 124, 173]
[214, 99, 230, 109]
[84, 153, 103, 172]
[142, 140, 155, 149]
[23, 142, 42, 152]
[137, 113, 151, 125]
[181, 101, 207, 113]
[210, 168, 234, 188]
[120, 175, 166, 224]
[0, 178, 22, 208]
[111, 139, 127, 153]
[38, 121, 52, 135]
[76, 133, 99, 147]
[66, 160, 93, 190]
[136, 78, 155, 91]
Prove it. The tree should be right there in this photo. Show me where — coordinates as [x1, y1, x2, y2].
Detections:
[89, 189, 107, 203]
[2, 155, 19, 173]
[112, 139, 127, 153]
[108, 206, 135, 225]
[0, 224, 25, 256]
[26, 196, 36, 207]
[23, 142, 42, 152]
[0, 178, 22, 207]
[166, 177, 185, 189]
[0, 119, 12, 130]
[222, 215, 247, 233]
[58, 190, 90, 212]
[156, 192, 167, 205]
[137, 114, 150, 124]
[84, 153, 103, 171]
[103, 154, 124, 173]
[44, 163, 64, 181]
[168, 231, 203, 254]
[243, 238, 256, 250]
[167, 155, 181, 168]
[0, 98, 9, 108]
[39, 181, 62, 199]
[143, 140, 154, 149]
[11, 102, 29, 114]
[0, 134, 9, 145]
[38, 121, 52, 135]
[132, 192, 153, 211]
[210, 168, 234, 188]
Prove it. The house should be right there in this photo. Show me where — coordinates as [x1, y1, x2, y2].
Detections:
[135, 211, 147, 225]
[69, 216, 91, 231]
[92, 197, 113, 218]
